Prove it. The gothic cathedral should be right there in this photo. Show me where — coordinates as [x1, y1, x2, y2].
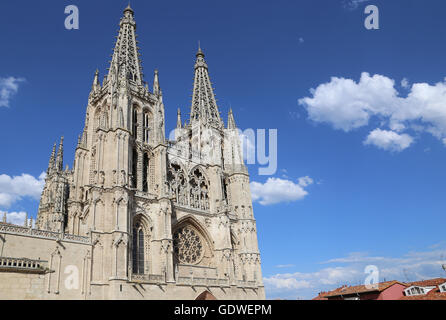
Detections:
[0, 5, 264, 300]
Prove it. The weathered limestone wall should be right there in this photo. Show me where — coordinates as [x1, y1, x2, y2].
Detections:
[0, 273, 45, 300]
[0, 231, 91, 300]
[0, 231, 265, 300]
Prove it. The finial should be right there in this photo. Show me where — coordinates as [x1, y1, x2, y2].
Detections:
[124, 2, 134, 14]
[196, 41, 204, 57]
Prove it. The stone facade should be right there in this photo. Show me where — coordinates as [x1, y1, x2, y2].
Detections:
[0, 5, 265, 300]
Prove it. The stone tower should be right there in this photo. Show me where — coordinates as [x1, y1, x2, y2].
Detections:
[33, 5, 264, 300]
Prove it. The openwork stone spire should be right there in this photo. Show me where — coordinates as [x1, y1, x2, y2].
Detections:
[107, 5, 144, 86]
[227, 108, 236, 129]
[47, 143, 57, 175]
[55, 137, 64, 172]
[190, 47, 223, 128]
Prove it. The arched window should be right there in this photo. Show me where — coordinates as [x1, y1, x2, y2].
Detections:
[131, 148, 138, 188]
[143, 153, 149, 192]
[132, 108, 138, 137]
[100, 109, 109, 130]
[143, 112, 151, 143]
[167, 164, 187, 206]
[132, 222, 145, 274]
[189, 168, 210, 210]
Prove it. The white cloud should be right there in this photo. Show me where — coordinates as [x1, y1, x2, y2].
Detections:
[1, 211, 28, 226]
[299, 73, 398, 132]
[264, 266, 363, 299]
[0, 77, 25, 107]
[298, 176, 314, 187]
[364, 129, 414, 152]
[250, 177, 312, 206]
[401, 78, 410, 89]
[0, 172, 46, 208]
[275, 264, 296, 269]
[264, 276, 312, 290]
[264, 245, 446, 300]
[298, 72, 446, 151]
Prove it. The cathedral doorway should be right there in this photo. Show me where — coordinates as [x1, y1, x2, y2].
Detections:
[195, 291, 217, 300]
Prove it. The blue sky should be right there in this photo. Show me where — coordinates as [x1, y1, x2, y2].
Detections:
[2, 0, 446, 299]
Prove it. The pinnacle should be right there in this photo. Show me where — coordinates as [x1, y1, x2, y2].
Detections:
[124, 3, 134, 14]
[197, 46, 205, 57]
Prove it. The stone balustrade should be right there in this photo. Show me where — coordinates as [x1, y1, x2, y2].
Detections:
[131, 273, 165, 284]
[176, 276, 230, 287]
[0, 223, 90, 244]
[237, 280, 257, 288]
[0, 257, 48, 274]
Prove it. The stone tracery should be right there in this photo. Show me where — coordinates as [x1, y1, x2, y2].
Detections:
[173, 225, 203, 265]
[167, 165, 210, 211]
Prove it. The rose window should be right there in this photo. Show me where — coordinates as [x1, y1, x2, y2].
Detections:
[173, 227, 203, 264]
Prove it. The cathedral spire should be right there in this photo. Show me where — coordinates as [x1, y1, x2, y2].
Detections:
[190, 46, 223, 128]
[107, 5, 144, 86]
[47, 143, 57, 175]
[55, 137, 64, 172]
[227, 108, 237, 129]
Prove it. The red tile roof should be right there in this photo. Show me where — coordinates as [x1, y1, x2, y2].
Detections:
[400, 281, 446, 300]
[313, 277, 446, 300]
[400, 290, 446, 300]
[323, 281, 405, 298]
[407, 278, 446, 287]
